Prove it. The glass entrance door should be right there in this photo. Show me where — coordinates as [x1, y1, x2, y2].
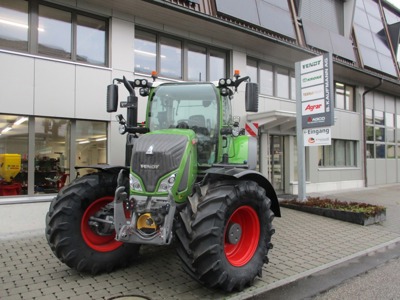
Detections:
[270, 136, 284, 192]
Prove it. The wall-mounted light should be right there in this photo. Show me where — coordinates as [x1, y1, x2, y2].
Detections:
[1, 126, 12, 134]
[78, 140, 90, 144]
[95, 137, 107, 141]
[0, 18, 44, 31]
[14, 117, 28, 126]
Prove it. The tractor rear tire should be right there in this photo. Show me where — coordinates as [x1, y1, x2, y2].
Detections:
[175, 180, 275, 292]
[45, 172, 140, 274]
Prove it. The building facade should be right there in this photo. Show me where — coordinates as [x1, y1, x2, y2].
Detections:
[1, 0, 400, 202]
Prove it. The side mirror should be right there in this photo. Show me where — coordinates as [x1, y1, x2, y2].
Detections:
[107, 84, 118, 112]
[245, 82, 259, 112]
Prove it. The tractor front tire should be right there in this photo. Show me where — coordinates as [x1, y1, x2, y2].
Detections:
[176, 180, 275, 292]
[45, 172, 140, 274]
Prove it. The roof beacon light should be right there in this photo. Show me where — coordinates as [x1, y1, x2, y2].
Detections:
[151, 71, 158, 82]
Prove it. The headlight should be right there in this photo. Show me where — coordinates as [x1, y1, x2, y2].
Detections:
[130, 173, 143, 191]
[158, 173, 176, 192]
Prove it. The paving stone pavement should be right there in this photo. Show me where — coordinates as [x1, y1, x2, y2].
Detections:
[1, 184, 400, 299]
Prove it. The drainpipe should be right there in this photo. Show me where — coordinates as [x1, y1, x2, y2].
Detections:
[362, 79, 383, 187]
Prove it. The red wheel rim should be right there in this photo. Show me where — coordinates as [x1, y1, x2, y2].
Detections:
[224, 205, 260, 267]
[81, 196, 123, 252]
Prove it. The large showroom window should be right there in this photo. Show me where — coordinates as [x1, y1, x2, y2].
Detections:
[35, 117, 71, 194]
[0, 114, 107, 198]
[76, 120, 107, 176]
[0, 115, 28, 196]
[134, 28, 228, 81]
[0, 0, 108, 66]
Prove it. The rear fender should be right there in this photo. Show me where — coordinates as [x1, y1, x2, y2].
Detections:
[204, 167, 281, 217]
[75, 165, 129, 175]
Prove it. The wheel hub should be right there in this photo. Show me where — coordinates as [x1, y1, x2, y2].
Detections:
[227, 222, 242, 244]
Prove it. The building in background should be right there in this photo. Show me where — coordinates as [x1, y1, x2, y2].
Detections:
[1, 0, 400, 201]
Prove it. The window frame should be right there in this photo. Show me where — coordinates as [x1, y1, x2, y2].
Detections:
[366, 107, 397, 159]
[318, 139, 358, 167]
[334, 81, 356, 112]
[246, 57, 296, 100]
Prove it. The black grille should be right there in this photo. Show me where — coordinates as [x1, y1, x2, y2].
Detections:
[131, 134, 188, 192]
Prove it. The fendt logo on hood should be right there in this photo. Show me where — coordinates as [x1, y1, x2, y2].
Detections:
[140, 164, 159, 170]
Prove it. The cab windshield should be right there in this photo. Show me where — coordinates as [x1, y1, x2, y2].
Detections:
[149, 83, 219, 164]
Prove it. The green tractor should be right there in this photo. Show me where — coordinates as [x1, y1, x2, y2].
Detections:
[45, 72, 281, 292]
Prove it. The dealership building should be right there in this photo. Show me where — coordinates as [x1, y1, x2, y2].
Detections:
[1, 0, 400, 202]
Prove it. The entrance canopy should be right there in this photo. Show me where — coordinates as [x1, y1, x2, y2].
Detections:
[246, 110, 296, 133]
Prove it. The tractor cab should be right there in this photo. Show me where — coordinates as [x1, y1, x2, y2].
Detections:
[148, 82, 219, 165]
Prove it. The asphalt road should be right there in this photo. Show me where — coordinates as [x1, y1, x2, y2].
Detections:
[312, 256, 400, 299]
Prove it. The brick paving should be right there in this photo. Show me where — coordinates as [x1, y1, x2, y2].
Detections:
[1, 184, 400, 299]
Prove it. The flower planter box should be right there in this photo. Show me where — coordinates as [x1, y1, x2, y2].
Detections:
[280, 203, 386, 226]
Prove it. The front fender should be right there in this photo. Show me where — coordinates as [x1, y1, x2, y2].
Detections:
[204, 167, 281, 217]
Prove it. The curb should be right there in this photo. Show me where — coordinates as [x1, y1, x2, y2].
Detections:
[229, 236, 400, 299]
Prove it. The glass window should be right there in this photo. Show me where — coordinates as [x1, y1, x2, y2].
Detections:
[335, 82, 355, 111]
[76, 120, 107, 176]
[387, 144, 395, 159]
[0, 0, 28, 51]
[386, 129, 395, 143]
[397, 115, 400, 128]
[335, 82, 345, 109]
[366, 125, 374, 141]
[385, 112, 394, 127]
[260, 63, 273, 96]
[345, 85, 355, 111]
[319, 139, 357, 167]
[397, 145, 400, 158]
[276, 67, 289, 99]
[0, 115, 28, 196]
[335, 140, 346, 166]
[248, 57, 294, 100]
[324, 144, 334, 166]
[374, 110, 384, 125]
[35, 117, 71, 194]
[366, 143, 374, 158]
[246, 58, 258, 84]
[188, 44, 206, 81]
[38, 5, 72, 59]
[346, 141, 356, 166]
[160, 36, 181, 79]
[209, 49, 226, 82]
[366, 108, 373, 124]
[134, 29, 227, 81]
[376, 144, 385, 158]
[76, 15, 106, 66]
[134, 30, 156, 74]
[375, 127, 385, 142]
[1, 2, 108, 66]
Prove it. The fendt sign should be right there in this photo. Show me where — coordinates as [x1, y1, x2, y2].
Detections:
[298, 53, 334, 129]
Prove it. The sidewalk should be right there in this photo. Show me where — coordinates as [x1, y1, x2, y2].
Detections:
[1, 184, 400, 299]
